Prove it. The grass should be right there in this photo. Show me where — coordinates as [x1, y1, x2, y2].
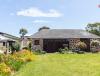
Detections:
[14, 53, 100, 76]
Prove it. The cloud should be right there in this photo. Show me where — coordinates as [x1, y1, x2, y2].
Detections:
[33, 20, 49, 23]
[17, 7, 62, 17]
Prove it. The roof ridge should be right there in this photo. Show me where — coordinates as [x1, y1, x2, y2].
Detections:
[50, 29, 84, 30]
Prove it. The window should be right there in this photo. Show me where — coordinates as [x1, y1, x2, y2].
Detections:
[34, 40, 40, 45]
[3, 42, 5, 46]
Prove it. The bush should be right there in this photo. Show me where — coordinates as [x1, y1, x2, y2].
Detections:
[33, 50, 46, 55]
[0, 50, 36, 76]
[91, 40, 100, 47]
[28, 42, 32, 51]
[58, 47, 72, 54]
[76, 41, 87, 51]
[0, 54, 24, 71]
[11, 42, 20, 53]
[0, 63, 11, 76]
[91, 40, 100, 53]
[14, 50, 36, 62]
[22, 47, 28, 50]
[5, 55, 23, 71]
[76, 51, 85, 54]
[0, 54, 4, 62]
[92, 50, 99, 53]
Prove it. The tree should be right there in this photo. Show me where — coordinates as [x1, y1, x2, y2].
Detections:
[19, 28, 28, 49]
[86, 23, 100, 36]
[38, 26, 50, 31]
[19, 28, 28, 37]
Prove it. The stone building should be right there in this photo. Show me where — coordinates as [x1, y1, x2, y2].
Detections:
[31, 28, 100, 53]
[20, 36, 31, 49]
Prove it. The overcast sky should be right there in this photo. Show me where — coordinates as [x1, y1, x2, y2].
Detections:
[0, 0, 100, 36]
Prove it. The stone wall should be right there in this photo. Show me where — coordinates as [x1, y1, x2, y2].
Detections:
[69, 38, 100, 51]
[32, 38, 100, 52]
[21, 37, 31, 48]
[32, 38, 81, 51]
[32, 38, 43, 51]
[69, 38, 80, 50]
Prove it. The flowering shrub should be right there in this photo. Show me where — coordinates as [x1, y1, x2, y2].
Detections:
[5, 55, 24, 71]
[0, 63, 11, 76]
[14, 50, 35, 62]
[0, 50, 36, 76]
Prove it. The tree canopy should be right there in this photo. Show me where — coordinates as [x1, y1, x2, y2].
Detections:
[86, 23, 100, 36]
[19, 28, 28, 37]
[38, 26, 50, 31]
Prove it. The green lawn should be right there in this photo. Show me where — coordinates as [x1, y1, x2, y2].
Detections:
[14, 53, 100, 76]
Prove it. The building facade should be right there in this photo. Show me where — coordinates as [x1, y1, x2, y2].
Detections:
[0, 32, 19, 52]
[31, 29, 100, 53]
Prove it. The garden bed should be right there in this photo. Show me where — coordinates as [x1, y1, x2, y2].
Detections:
[0, 50, 36, 76]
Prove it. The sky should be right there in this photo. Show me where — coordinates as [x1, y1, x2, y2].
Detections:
[0, 0, 100, 36]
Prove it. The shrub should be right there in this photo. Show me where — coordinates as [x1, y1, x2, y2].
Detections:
[0, 63, 11, 76]
[11, 42, 20, 53]
[33, 50, 46, 55]
[28, 42, 32, 51]
[0, 54, 23, 71]
[76, 41, 87, 51]
[22, 47, 28, 50]
[14, 50, 36, 62]
[91, 40, 100, 47]
[5, 55, 24, 71]
[91, 40, 100, 53]
[76, 51, 85, 54]
[58, 47, 72, 54]
[0, 54, 4, 62]
[0, 50, 36, 76]
[7, 50, 35, 71]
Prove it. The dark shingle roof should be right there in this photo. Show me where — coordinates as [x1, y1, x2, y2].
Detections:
[31, 29, 100, 39]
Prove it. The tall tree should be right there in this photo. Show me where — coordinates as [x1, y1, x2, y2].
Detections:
[86, 23, 100, 36]
[19, 28, 28, 37]
[19, 28, 28, 49]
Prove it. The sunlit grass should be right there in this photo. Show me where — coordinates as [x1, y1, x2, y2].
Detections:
[15, 53, 100, 76]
